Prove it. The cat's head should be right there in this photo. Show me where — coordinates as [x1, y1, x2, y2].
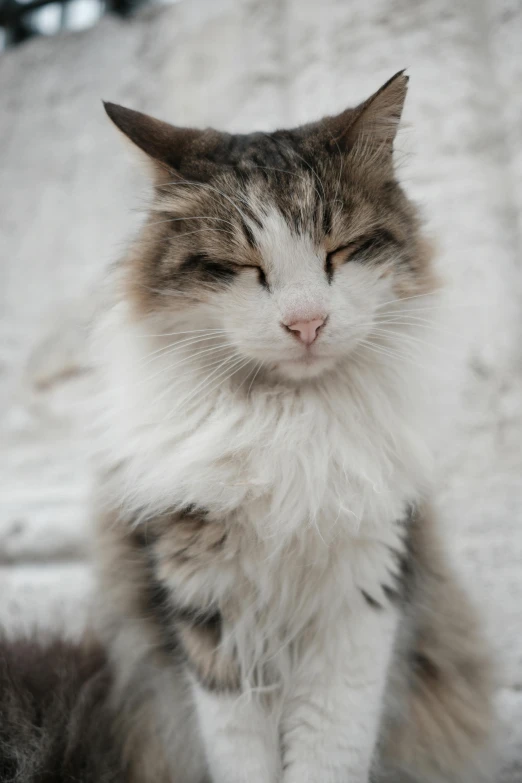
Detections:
[106, 72, 436, 382]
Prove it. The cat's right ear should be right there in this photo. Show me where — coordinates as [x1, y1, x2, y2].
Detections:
[103, 102, 220, 182]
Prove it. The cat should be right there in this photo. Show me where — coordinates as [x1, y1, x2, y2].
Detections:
[0, 72, 494, 783]
[87, 71, 495, 783]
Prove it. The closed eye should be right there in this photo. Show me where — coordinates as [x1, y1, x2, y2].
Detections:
[325, 243, 360, 282]
[256, 267, 268, 288]
[180, 254, 268, 290]
[325, 230, 399, 282]
[238, 263, 268, 289]
[216, 261, 269, 289]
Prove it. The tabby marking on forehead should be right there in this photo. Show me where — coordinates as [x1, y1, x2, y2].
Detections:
[117, 96, 436, 319]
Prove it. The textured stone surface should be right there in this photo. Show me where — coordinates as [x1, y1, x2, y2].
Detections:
[1, 0, 521, 777]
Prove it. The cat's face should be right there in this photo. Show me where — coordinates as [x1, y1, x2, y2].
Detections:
[107, 73, 435, 382]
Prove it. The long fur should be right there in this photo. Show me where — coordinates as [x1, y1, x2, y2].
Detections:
[0, 635, 124, 782]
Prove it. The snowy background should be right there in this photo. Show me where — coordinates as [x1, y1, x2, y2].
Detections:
[1, 0, 522, 778]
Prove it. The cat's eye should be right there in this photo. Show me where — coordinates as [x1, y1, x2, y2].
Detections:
[256, 267, 268, 289]
[224, 262, 268, 289]
[240, 264, 268, 289]
[325, 243, 360, 281]
[325, 231, 396, 282]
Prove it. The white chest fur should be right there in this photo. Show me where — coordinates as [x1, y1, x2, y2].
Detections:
[94, 303, 431, 650]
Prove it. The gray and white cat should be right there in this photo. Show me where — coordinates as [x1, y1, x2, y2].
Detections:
[0, 72, 494, 783]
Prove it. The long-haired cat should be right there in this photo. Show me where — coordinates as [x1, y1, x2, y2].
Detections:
[92, 71, 494, 783]
[0, 73, 494, 783]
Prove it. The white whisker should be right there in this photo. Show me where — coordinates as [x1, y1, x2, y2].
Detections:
[137, 333, 228, 368]
[368, 328, 457, 357]
[105, 343, 233, 398]
[358, 339, 431, 371]
[143, 329, 227, 338]
[191, 356, 254, 407]
[380, 303, 481, 314]
[246, 361, 263, 396]
[165, 353, 250, 423]
[143, 351, 236, 411]
[372, 316, 453, 336]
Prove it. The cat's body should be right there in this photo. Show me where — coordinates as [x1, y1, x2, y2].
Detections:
[0, 73, 494, 782]
[91, 291, 493, 783]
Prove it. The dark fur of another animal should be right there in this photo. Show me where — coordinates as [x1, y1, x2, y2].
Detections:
[0, 635, 125, 782]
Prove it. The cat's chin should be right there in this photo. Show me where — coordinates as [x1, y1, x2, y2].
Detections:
[273, 354, 338, 381]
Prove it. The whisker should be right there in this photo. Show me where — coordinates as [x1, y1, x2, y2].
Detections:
[143, 329, 227, 338]
[165, 353, 250, 421]
[376, 292, 483, 311]
[137, 333, 228, 367]
[247, 361, 263, 396]
[228, 358, 260, 396]
[135, 333, 225, 363]
[193, 356, 254, 406]
[377, 292, 440, 308]
[379, 303, 482, 314]
[373, 316, 454, 335]
[358, 339, 431, 371]
[375, 314, 437, 325]
[104, 343, 233, 398]
[368, 328, 457, 357]
[144, 342, 233, 385]
[371, 323, 453, 339]
[143, 350, 236, 410]
[233, 358, 263, 397]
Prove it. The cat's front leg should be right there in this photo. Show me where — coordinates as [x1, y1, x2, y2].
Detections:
[281, 597, 399, 783]
[179, 611, 280, 783]
[193, 683, 280, 783]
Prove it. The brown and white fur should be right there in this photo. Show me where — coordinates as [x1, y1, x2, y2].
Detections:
[89, 73, 494, 783]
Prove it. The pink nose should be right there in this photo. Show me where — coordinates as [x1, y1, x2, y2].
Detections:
[286, 317, 325, 346]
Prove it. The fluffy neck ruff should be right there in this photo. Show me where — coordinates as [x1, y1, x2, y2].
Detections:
[93, 294, 434, 546]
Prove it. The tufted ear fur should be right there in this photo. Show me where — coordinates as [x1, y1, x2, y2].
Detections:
[103, 102, 224, 182]
[311, 71, 408, 168]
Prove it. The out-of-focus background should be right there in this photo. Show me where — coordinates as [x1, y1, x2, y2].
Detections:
[1, 0, 521, 777]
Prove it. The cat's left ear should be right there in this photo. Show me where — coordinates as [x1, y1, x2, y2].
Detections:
[316, 71, 408, 164]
